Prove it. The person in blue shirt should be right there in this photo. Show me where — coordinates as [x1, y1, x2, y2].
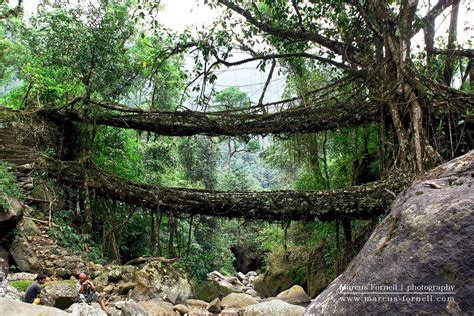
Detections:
[24, 273, 47, 304]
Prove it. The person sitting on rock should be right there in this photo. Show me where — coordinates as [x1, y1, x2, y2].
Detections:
[24, 273, 47, 304]
[76, 272, 106, 311]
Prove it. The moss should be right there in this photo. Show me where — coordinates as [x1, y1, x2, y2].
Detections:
[9, 280, 34, 291]
[9, 279, 77, 292]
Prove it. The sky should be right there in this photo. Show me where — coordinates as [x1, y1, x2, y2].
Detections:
[157, 0, 286, 104]
[8, 0, 473, 103]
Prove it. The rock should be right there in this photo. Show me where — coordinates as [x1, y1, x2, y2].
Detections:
[103, 284, 114, 294]
[173, 303, 189, 315]
[253, 249, 305, 298]
[207, 298, 223, 314]
[16, 164, 34, 172]
[117, 281, 135, 295]
[138, 299, 175, 316]
[208, 270, 225, 280]
[195, 278, 244, 302]
[7, 272, 36, 281]
[0, 264, 22, 301]
[66, 302, 107, 316]
[245, 289, 260, 298]
[41, 283, 80, 310]
[276, 285, 311, 305]
[20, 218, 41, 236]
[107, 265, 130, 282]
[0, 258, 8, 281]
[0, 195, 23, 236]
[185, 298, 209, 309]
[237, 272, 246, 281]
[119, 300, 147, 315]
[242, 300, 305, 316]
[10, 237, 42, 272]
[0, 247, 9, 261]
[130, 261, 192, 302]
[225, 276, 244, 287]
[221, 293, 259, 309]
[306, 152, 474, 315]
[93, 272, 109, 289]
[231, 243, 265, 274]
[0, 297, 68, 316]
[305, 239, 332, 297]
[163, 291, 182, 305]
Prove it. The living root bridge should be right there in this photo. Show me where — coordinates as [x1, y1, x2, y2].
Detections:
[38, 101, 379, 136]
[40, 157, 412, 221]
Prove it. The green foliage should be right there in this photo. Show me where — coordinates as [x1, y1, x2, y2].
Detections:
[93, 127, 144, 182]
[178, 136, 220, 190]
[213, 87, 250, 110]
[0, 162, 23, 209]
[49, 209, 106, 264]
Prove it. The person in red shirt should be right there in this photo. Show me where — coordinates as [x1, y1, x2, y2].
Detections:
[76, 272, 106, 311]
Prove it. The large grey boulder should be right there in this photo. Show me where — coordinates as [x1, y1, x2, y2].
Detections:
[221, 292, 259, 309]
[66, 302, 106, 316]
[195, 271, 247, 302]
[130, 261, 192, 302]
[138, 299, 175, 316]
[242, 300, 305, 316]
[0, 297, 67, 316]
[306, 151, 474, 314]
[0, 195, 23, 235]
[276, 285, 311, 305]
[41, 283, 80, 310]
[10, 236, 42, 272]
[0, 260, 22, 300]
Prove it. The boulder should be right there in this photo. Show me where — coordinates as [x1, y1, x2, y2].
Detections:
[253, 250, 303, 298]
[130, 261, 192, 302]
[66, 302, 107, 316]
[195, 278, 244, 302]
[207, 297, 223, 314]
[173, 303, 189, 315]
[306, 239, 332, 297]
[276, 285, 311, 305]
[221, 293, 258, 309]
[7, 272, 36, 281]
[20, 218, 41, 236]
[0, 258, 8, 281]
[0, 195, 23, 236]
[0, 297, 68, 316]
[41, 283, 80, 310]
[242, 300, 305, 316]
[138, 299, 175, 316]
[10, 237, 42, 272]
[306, 152, 474, 315]
[185, 298, 209, 309]
[237, 272, 246, 281]
[208, 270, 225, 280]
[245, 289, 260, 298]
[103, 284, 114, 294]
[0, 247, 9, 261]
[118, 300, 147, 315]
[225, 276, 244, 287]
[0, 263, 22, 301]
[107, 265, 135, 282]
[117, 281, 135, 295]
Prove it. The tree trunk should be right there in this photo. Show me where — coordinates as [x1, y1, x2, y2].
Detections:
[156, 210, 163, 256]
[342, 218, 353, 266]
[168, 214, 176, 258]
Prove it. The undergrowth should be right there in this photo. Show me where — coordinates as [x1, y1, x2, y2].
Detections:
[0, 162, 24, 209]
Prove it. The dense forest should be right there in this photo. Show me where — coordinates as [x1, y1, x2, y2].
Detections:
[0, 0, 472, 315]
